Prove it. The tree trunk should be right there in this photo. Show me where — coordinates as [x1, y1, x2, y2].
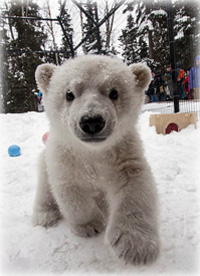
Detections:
[105, 0, 115, 50]
[4, 1, 15, 40]
[80, 10, 87, 54]
[47, 0, 59, 64]
[25, 0, 29, 17]
[146, 4, 154, 59]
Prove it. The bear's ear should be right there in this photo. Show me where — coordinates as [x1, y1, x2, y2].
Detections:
[35, 63, 57, 93]
[129, 63, 151, 90]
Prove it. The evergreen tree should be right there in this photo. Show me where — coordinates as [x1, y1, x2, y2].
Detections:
[83, 0, 103, 54]
[174, 0, 200, 69]
[119, 14, 140, 64]
[124, 0, 156, 60]
[79, 0, 117, 56]
[121, 0, 170, 72]
[121, 0, 200, 72]
[3, 0, 47, 113]
[149, 4, 169, 72]
[59, 4, 74, 62]
[138, 36, 148, 61]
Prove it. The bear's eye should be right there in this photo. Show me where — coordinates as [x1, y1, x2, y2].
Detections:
[109, 89, 118, 100]
[66, 91, 75, 102]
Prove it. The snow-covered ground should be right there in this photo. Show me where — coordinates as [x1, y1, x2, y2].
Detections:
[0, 105, 200, 275]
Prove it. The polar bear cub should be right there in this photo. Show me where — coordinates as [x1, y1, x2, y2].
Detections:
[33, 55, 160, 265]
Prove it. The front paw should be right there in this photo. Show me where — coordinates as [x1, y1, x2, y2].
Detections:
[32, 208, 61, 228]
[71, 212, 105, 238]
[106, 224, 160, 265]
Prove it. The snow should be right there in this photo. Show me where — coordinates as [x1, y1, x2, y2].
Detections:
[138, 19, 154, 32]
[150, 10, 167, 17]
[0, 106, 200, 276]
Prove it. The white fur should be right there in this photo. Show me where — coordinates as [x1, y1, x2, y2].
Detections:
[33, 55, 160, 265]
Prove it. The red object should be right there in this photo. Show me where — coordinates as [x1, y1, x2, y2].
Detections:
[184, 75, 190, 93]
[42, 132, 49, 145]
[165, 123, 178, 134]
[178, 69, 184, 79]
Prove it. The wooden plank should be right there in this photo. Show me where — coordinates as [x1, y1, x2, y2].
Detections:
[149, 113, 197, 134]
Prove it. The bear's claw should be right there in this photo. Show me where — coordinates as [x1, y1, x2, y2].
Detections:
[106, 226, 160, 265]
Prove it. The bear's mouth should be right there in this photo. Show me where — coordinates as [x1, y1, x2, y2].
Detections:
[79, 136, 107, 143]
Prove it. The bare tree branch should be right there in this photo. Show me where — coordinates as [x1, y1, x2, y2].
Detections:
[4, 0, 15, 41]
[45, 0, 59, 64]
[80, 10, 87, 54]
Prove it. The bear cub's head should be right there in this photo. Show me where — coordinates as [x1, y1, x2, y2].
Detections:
[35, 55, 151, 146]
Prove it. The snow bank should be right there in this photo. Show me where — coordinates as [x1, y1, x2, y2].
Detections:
[0, 109, 200, 275]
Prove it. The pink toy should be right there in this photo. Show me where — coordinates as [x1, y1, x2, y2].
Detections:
[42, 132, 49, 145]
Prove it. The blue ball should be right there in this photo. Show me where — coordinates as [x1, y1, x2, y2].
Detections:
[8, 145, 21, 157]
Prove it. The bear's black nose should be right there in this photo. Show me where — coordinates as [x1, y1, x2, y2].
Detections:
[79, 115, 105, 135]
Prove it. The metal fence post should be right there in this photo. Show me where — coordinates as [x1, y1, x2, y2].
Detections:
[166, 0, 179, 113]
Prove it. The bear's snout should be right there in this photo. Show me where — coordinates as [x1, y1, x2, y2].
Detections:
[79, 115, 105, 135]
